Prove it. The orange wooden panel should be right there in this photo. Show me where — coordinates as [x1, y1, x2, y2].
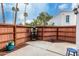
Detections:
[58, 36, 76, 42]
[58, 32, 76, 37]
[65, 33, 76, 37]
[37, 28, 42, 31]
[58, 36, 66, 40]
[15, 38, 26, 46]
[43, 28, 57, 31]
[65, 37, 76, 42]
[0, 34, 13, 43]
[58, 32, 66, 36]
[16, 28, 27, 32]
[58, 28, 76, 32]
[0, 42, 7, 49]
[37, 32, 42, 36]
[0, 27, 13, 34]
[37, 37, 42, 40]
[7, 28, 13, 33]
[16, 33, 27, 38]
[43, 36, 57, 41]
[43, 32, 57, 36]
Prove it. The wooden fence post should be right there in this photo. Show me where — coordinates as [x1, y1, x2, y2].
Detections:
[13, 25, 16, 46]
[56, 27, 58, 40]
[42, 27, 43, 40]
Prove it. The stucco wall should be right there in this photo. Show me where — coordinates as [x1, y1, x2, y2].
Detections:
[61, 12, 76, 26]
[48, 14, 62, 26]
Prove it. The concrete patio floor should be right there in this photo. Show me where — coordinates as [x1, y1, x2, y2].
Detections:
[6, 41, 76, 56]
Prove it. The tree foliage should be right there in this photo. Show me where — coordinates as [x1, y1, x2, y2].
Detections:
[30, 12, 53, 26]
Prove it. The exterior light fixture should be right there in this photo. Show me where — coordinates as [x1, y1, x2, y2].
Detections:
[73, 5, 79, 15]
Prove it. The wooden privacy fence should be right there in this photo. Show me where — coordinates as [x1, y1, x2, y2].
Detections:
[15, 26, 31, 46]
[0, 24, 31, 50]
[0, 25, 76, 50]
[0, 24, 14, 49]
[37, 26, 76, 43]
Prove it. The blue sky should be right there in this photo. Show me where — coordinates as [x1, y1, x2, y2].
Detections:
[0, 3, 73, 24]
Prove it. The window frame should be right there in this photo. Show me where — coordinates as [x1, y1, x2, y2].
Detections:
[66, 15, 70, 23]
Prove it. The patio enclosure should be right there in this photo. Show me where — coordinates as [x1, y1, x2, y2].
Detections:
[0, 24, 76, 50]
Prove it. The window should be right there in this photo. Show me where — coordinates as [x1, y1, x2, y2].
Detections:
[66, 15, 70, 23]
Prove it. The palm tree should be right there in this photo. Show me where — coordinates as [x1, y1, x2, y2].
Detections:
[14, 3, 19, 25]
[1, 3, 5, 23]
[24, 3, 28, 25]
[13, 3, 19, 45]
[12, 6, 15, 24]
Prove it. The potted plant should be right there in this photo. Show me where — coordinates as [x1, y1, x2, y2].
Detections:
[6, 41, 15, 51]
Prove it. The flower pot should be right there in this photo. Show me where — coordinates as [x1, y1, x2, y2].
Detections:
[6, 45, 15, 51]
[6, 41, 15, 51]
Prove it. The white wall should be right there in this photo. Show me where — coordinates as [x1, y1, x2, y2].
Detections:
[48, 11, 76, 26]
[61, 12, 76, 26]
[48, 14, 62, 26]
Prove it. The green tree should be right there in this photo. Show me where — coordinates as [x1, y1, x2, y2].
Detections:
[37, 12, 53, 26]
[29, 12, 53, 26]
